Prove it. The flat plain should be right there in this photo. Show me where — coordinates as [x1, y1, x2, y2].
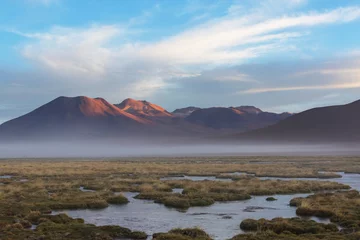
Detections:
[1, 156, 360, 240]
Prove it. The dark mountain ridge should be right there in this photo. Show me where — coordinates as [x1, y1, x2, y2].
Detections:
[238, 99, 360, 142]
[185, 107, 291, 131]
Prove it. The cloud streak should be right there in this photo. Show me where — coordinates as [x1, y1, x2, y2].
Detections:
[241, 82, 360, 94]
[13, 6, 360, 73]
[240, 66, 360, 94]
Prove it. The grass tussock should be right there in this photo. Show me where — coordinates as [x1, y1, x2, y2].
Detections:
[0, 212, 147, 240]
[240, 217, 338, 234]
[153, 228, 212, 240]
[106, 194, 129, 204]
[0, 156, 359, 239]
[292, 190, 360, 230]
[231, 231, 360, 240]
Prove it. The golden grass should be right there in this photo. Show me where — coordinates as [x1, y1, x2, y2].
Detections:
[0, 156, 359, 239]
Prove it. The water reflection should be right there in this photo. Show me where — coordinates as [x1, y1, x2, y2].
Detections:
[55, 172, 359, 240]
[56, 192, 312, 240]
[79, 186, 96, 192]
[172, 188, 183, 194]
[0, 175, 12, 179]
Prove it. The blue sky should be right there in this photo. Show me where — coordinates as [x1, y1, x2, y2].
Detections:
[1, 0, 360, 123]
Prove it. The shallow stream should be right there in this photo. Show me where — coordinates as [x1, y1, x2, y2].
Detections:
[55, 172, 360, 240]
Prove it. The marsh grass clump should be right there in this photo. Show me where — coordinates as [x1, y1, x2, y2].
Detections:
[231, 231, 360, 240]
[48, 198, 109, 210]
[135, 192, 215, 209]
[106, 194, 129, 204]
[25, 212, 83, 225]
[153, 228, 212, 240]
[240, 219, 258, 231]
[136, 190, 240, 209]
[99, 225, 147, 239]
[189, 197, 214, 206]
[163, 196, 191, 209]
[266, 197, 277, 201]
[35, 221, 111, 239]
[293, 190, 360, 230]
[0, 157, 359, 239]
[1, 212, 147, 240]
[289, 197, 303, 207]
[240, 217, 338, 234]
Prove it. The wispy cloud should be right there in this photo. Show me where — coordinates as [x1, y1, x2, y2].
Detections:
[241, 65, 360, 94]
[3, 2, 360, 113]
[12, 5, 360, 73]
[19, 25, 122, 76]
[241, 82, 360, 94]
[294, 68, 360, 76]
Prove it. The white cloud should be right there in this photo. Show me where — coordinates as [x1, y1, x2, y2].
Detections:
[240, 66, 360, 94]
[109, 6, 360, 66]
[214, 73, 252, 82]
[15, 6, 360, 72]
[7, 4, 360, 99]
[241, 82, 360, 94]
[294, 68, 360, 76]
[20, 25, 122, 76]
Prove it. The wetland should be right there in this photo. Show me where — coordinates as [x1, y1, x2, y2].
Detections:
[1, 156, 360, 239]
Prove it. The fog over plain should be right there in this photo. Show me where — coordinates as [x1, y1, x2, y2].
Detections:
[1, 141, 360, 158]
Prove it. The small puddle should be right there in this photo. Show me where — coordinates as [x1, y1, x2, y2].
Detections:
[172, 188, 183, 194]
[0, 175, 12, 179]
[79, 186, 96, 192]
[226, 172, 255, 176]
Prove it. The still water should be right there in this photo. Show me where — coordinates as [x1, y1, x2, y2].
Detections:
[56, 172, 359, 240]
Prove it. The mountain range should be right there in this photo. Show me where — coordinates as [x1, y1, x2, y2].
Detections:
[238, 99, 360, 143]
[1, 96, 359, 143]
[0, 96, 291, 141]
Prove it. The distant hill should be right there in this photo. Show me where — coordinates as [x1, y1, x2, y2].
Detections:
[0, 96, 149, 140]
[185, 106, 291, 131]
[0, 96, 292, 141]
[238, 99, 360, 142]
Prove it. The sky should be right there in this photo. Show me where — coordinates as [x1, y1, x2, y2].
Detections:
[0, 0, 360, 123]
